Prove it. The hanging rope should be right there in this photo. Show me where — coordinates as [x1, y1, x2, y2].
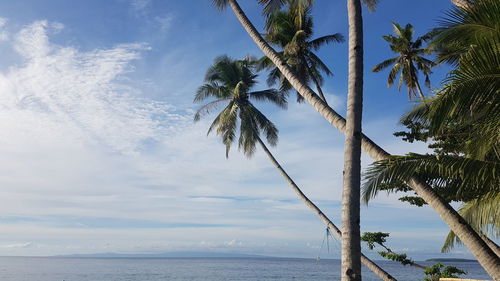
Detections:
[316, 227, 336, 261]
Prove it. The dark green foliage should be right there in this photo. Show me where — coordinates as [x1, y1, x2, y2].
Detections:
[361, 232, 427, 269]
[362, 232, 467, 276]
[363, 153, 500, 204]
[378, 252, 414, 266]
[397, 196, 426, 207]
[360, 232, 389, 250]
[423, 263, 467, 281]
[431, 0, 500, 65]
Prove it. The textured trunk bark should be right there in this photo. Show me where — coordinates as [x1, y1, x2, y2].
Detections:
[225, 0, 500, 278]
[256, 137, 397, 281]
[341, 0, 364, 280]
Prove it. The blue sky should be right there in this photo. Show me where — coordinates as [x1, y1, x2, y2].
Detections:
[0, 0, 473, 260]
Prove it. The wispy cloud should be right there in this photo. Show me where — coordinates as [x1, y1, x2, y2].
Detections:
[130, 0, 151, 14]
[2, 20, 188, 154]
[155, 13, 175, 31]
[0, 242, 34, 249]
[0, 17, 8, 41]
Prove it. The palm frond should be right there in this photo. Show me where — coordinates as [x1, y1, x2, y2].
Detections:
[432, 0, 500, 64]
[386, 62, 401, 87]
[248, 89, 288, 109]
[211, 0, 229, 10]
[441, 193, 500, 252]
[404, 36, 500, 156]
[194, 99, 231, 121]
[372, 57, 399, 72]
[307, 52, 333, 76]
[361, 0, 378, 12]
[308, 34, 345, 50]
[362, 153, 500, 203]
[194, 83, 229, 102]
[247, 103, 279, 147]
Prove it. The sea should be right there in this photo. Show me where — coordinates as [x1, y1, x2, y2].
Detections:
[0, 257, 491, 281]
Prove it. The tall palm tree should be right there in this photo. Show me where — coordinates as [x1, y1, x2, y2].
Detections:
[195, 55, 397, 281]
[372, 23, 435, 100]
[258, 0, 344, 104]
[209, 1, 500, 278]
[341, 0, 364, 280]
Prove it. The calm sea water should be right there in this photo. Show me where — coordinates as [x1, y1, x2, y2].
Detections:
[0, 257, 491, 281]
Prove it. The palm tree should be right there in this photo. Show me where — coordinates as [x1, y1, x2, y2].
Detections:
[209, 1, 500, 278]
[194, 55, 285, 158]
[341, 0, 364, 280]
[366, 0, 500, 256]
[364, 0, 500, 274]
[195, 55, 397, 281]
[372, 23, 435, 100]
[258, 0, 344, 104]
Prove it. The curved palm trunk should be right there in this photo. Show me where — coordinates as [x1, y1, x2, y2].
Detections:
[224, 0, 500, 278]
[256, 136, 397, 281]
[341, 0, 364, 280]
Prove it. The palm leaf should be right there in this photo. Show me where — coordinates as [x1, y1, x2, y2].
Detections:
[308, 34, 345, 50]
[441, 194, 500, 252]
[372, 57, 399, 73]
[194, 98, 231, 121]
[362, 153, 500, 203]
[248, 89, 288, 109]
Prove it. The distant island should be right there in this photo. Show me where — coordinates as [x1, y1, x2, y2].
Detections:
[426, 258, 478, 263]
[53, 251, 271, 259]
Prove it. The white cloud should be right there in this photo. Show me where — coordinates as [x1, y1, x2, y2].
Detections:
[2, 20, 187, 154]
[0, 242, 34, 249]
[130, 0, 151, 14]
[0, 17, 9, 42]
[155, 14, 174, 31]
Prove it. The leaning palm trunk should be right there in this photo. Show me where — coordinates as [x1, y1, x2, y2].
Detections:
[341, 0, 364, 280]
[224, 0, 500, 278]
[256, 137, 397, 281]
